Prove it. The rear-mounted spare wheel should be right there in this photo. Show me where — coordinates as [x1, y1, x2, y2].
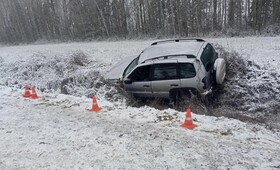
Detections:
[214, 58, 226, 85]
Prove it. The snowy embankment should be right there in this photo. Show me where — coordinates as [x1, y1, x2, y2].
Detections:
[0, 37, 280, 169]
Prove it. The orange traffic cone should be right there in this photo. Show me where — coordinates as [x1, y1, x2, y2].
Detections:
[89, 96, 102, 112]
[23, 85, 31, 98]
[181, 107, 197, 129]
[30, 87, 39, 99]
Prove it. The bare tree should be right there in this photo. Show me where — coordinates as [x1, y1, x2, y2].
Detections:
[0, 0, 279, 44]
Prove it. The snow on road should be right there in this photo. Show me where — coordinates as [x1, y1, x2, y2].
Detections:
[1, 86, 280, 169]
[1, 36, 280, 169]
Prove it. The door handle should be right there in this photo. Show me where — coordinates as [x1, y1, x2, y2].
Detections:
[143, 85, 150, 88]
[170, 84, 179, 87]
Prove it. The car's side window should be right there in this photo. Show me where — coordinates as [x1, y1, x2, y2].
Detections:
[128, 65, 151, 82]
[201, 44, 216, 72]
[179, 63, 196, 78]
[152, 63, 177, 81]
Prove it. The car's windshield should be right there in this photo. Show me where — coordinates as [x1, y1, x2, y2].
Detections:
[123, 56, 139, 77]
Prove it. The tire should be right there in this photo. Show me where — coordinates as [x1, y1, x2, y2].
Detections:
[169, 89, 181, 108]
[214, 58, 226, 85]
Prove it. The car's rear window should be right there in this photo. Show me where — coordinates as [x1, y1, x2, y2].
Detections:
[153, 63, 177, 81]
[179, 63, 196, 78]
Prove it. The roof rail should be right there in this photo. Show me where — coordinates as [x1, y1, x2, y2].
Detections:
[142, 54, 196, 63]
[151, 38, 205, 45]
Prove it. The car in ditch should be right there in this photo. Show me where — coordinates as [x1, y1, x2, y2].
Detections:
[105, 39, 226, 101]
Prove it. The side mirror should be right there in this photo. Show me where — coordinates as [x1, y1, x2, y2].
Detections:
[124, 79, 133, 84]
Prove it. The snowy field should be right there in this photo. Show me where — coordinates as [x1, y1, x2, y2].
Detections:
[0, 36, 280, 169]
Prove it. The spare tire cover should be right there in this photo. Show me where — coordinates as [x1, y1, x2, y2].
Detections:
[214, 58, 226, 85]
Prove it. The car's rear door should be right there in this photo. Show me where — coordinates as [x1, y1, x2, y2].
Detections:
[151, 60, 180, 98]
[178, 62, 199, 95]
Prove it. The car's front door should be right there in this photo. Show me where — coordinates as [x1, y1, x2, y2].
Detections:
[151, 62, 180, 98]
[123, 65, 153, 97]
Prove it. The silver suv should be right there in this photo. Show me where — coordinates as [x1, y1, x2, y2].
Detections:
[106, 39, 226, 99]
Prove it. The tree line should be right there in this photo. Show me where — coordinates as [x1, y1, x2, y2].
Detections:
[0, 0, 279, 44]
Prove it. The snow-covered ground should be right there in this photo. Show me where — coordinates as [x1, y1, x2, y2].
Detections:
[0, 36, 280, 169]
[208, 36, 280, 69]
[1, 36, 279, 69]
[1, 86, 280, 169]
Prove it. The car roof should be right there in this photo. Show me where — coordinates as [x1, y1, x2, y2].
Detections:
[138, 40, 206, 63]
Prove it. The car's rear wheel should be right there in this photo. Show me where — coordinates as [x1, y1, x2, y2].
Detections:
[169, 89, 180, 108]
